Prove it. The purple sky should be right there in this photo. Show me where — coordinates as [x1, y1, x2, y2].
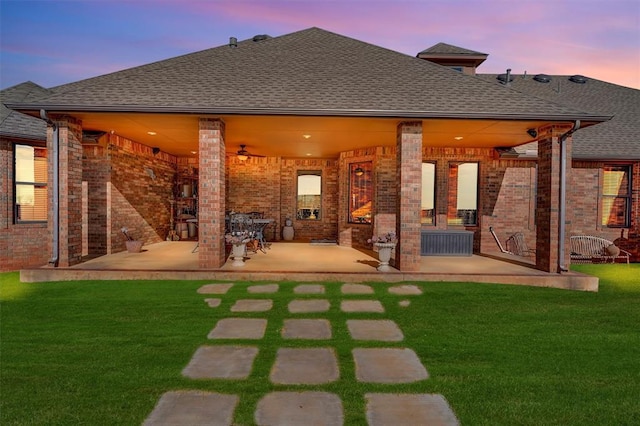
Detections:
[1, 0, 639, 90]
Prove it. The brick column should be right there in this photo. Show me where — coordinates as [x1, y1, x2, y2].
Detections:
[198, 118, 226, 268]
[396, 121, 422, 271]
[536, 125, 573, 273]
[50, 116, 83, 267]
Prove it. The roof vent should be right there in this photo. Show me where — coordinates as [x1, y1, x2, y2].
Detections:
[569, 75, 587, 84]
[229, 37, 237, 48]
[533, 74, 551, 83]
[252, 34, 269, 42]
[497, 69, 513, 84]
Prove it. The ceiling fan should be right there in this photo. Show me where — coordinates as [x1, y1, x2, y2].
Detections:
[236, 144, 265, 160]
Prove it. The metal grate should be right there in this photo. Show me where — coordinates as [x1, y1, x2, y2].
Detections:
[421, 230, 473, 256]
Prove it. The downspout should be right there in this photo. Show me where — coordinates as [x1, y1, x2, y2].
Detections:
[557, 120, 580, 272]
[40, 110, 59, 267]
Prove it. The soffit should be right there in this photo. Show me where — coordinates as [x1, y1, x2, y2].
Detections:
[72, 111, 565, 158]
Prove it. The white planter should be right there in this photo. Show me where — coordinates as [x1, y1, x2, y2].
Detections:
[231, 243, 246, 266]
[374, 242, 396, 271]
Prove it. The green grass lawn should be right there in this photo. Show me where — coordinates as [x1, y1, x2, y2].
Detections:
[1, 266, 639, 425]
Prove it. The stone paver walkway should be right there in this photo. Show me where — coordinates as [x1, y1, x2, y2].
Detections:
[270, 347, 339, 384]
[255, 392, 343, 426]
[143, 390, 238, 426]
[182, 345, 259, 379]
[282, 318, 332, 339]
[208, 318, 267, 339]
[143, 282, 459, 425]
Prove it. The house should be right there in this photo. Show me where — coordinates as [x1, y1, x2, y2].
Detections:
[1, 27, 637, 274]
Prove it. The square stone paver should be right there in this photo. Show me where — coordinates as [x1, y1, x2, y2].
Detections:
[255, 392, 343, 426]
[347, 320, 403, 341]
[204, 298, 221, 308]
[230, 299, 273, 312]
[365, 393, 459, 426]
[353, 348, 428, 383]
[341, 300, 384, 313]
[270, 348, 339, 384]
[388, 284, 423, 295]
[282, 319, 332, 340]
[197, 283, 234, 294]
[248, 283, 279, 293]
[182, 345, 258, 379]
[341, 283, 374, 294]
[143, 390, 239, 426]
[208, 318, 267, 339]
[294, 284, 325, 294]
[288, 299, 330, 313]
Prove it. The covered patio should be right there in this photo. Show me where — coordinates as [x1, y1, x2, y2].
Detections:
[20, 241, 598, 291]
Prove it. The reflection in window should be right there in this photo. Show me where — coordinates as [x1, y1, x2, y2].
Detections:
[421, 163, 435, 225]
[297, 171, 321, 220]
[349, 162, 372, 224]
[601, 165, 631, 227]
[447, 162, 478, 226]
[15, 144, 48, 222]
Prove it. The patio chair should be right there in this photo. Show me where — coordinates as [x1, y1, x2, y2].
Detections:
[506, 232, 536, 257]
[489, 226, 535, 258]
[570, 235, 630, 264]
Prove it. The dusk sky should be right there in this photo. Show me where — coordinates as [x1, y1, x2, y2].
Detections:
[1, 0, 639, 90]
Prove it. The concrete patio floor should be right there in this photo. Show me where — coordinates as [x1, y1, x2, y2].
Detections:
[20, 241, 598, 291]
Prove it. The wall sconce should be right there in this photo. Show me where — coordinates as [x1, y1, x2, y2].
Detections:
[354, 167, 364, 176]
[527, 129, 537, 138]
[152, 147, 160, 155]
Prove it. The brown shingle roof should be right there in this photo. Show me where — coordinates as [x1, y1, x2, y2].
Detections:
[417, 42, 487, 57]
[477, 73, 640, 159]
[10, 28, 605, 122]
[0, 81, 49, 141]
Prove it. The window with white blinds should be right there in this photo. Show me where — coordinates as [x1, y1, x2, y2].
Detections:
[601, 165, 630, 228]
[15, 144, 47, 222]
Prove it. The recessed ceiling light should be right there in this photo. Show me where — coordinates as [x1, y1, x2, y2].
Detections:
[454, 136, 463, 140]
[306, 153, 312, 156]
[303, 134, 311, 139]
[147, 131, 157, 136]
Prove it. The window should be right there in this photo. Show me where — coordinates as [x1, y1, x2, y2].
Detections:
[297, 170, 321, 220]
[349, 162, 372, 224]
[602, 165, 631, 227]
[14, 144, 47, 222]
[447, 162, 478, 226]
[421, 162, 435, 225]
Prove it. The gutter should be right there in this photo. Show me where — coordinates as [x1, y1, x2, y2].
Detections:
[4, 103, 613, 123]
[39, 110, 59, 267]
[558, 120, 581, 272]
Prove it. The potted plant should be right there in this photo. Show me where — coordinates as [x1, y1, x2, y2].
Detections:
[121, 227, 143, 253]
[225, 230, 251, 266]
[368, 232, 398, 271]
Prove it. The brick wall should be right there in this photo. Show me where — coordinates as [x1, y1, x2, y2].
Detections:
[571, 160, 640, 261]
[106, 134, 176, 252]
[0, 137, 49, 270]
[280, 158, 339, 241]
[481, 158, 537, 254]
[198, 118, 226, 268]
[226, 156, 281, 240]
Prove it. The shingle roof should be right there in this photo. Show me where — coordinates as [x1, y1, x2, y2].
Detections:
[0, 81, 49, 141]
[10, 27, 605, 122]
[417, 42, 487, 57]
[477, 73, 640, 159]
